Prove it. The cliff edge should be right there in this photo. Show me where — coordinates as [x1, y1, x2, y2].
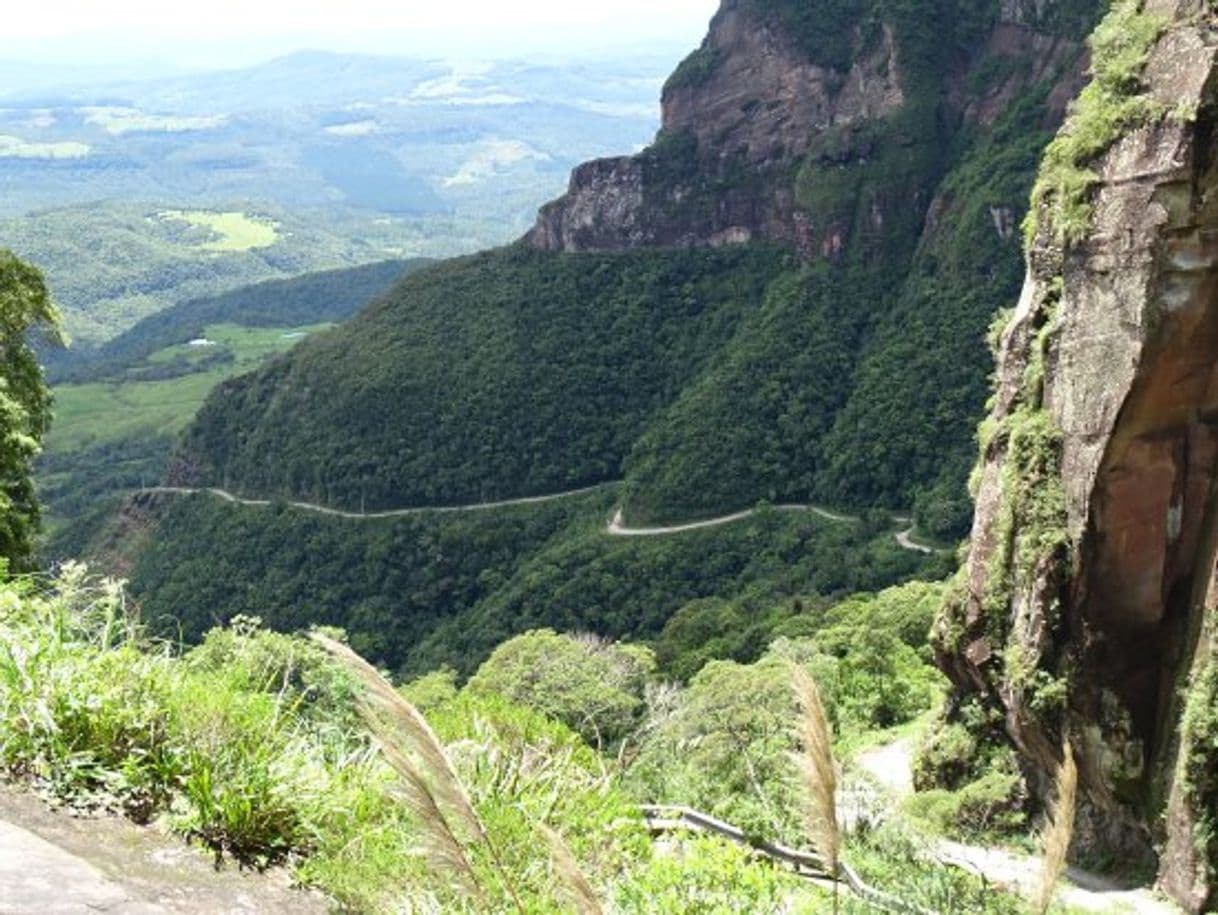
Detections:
[527, 0, 1092, 257]
[935, 1, 1218, 909]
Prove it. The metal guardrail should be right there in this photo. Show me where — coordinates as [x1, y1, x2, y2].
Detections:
[641, 804, 939, 915]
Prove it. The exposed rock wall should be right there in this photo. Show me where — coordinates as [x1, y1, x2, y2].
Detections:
[527, 0, 1089, 256]
[937, 2, 1218, 909]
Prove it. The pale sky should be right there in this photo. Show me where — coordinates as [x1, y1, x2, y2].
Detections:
[2, 1, 720, 68]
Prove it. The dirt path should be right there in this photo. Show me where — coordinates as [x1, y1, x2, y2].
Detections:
[852, 739, 1183, 914]
[0, 786, 327, 915]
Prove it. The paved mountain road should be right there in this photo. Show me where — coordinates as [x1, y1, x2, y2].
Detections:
[142, 482, 615, 519]
[141, 485, 944, 553]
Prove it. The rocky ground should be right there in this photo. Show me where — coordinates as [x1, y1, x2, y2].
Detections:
[0, 786, 328, 915]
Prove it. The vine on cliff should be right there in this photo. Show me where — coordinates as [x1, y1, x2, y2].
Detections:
[1024, 0, 1168, 246]
[982, 294, 1069, 648]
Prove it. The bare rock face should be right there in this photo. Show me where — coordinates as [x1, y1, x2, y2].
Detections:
[660, 6, 903, 169]
[937, 2, 1218, 909]
[527, 0, 1087, 256]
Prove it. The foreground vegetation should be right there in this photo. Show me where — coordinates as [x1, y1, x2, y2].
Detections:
[0, 566, 1063, 913]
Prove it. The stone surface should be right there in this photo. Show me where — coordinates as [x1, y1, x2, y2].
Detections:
[0, 819, 163, 915]
[0, 787, 329, 915]
[937, 3, 1218, 911]
[526, 0, 1089, 257]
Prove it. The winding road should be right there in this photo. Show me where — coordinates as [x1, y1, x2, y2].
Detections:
[141, 483, 616, 519]
[140, 486, 945, 554]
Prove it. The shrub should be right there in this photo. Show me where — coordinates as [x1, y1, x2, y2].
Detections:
[467, 629, 653, 747]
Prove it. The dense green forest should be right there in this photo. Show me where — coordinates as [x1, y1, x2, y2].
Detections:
[169, 1, 1103, 541]
[123, 489, 945, 678]
[178, 245, 788, 510]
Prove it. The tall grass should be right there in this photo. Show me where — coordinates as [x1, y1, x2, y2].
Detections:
[790, 662, 840, 909]
[540, 821, 604, 915]
[313, 633, 530, 912]
[1032, 740, 1077, 915]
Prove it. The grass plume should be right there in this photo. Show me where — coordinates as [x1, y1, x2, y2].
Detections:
[1032, 739, 1077, 915]
[385, 742, 486, 902]
[790, 663, 840, 878]
[312, 632, 531, 909]
[312, 633, 484, 839]
[539, 821, 603, 915]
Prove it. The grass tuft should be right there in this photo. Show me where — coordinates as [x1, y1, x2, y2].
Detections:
[539, 821, 604, 915]
[1032, 740, 1078, 915]
[790, 662, 840, 878]
[1024, 0, 1167, 247]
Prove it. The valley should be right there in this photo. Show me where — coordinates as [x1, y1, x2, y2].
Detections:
[35, 260, 429, 541]
[0, 51, 670, 347]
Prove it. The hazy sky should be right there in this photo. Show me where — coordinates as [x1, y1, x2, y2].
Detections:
[3, 1, 720, 68]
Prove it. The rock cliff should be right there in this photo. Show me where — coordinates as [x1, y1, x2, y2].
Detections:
[935, 1, 1218, 909]
[528, 0, 1092, 256]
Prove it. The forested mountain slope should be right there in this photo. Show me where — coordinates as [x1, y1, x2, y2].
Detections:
[175, 246, 785, 508]
[171, 0, 1102, 535]
[108, 0, 1104, 675]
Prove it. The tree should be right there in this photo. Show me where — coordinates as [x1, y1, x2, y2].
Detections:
[467, 629, 654, 747]
[0, 251, 62, 568]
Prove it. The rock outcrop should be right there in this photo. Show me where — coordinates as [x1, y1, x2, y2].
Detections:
[527, 0, 1090, 257]
[936, 1, 1218, 909]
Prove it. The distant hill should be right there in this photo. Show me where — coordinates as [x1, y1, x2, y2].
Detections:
[50, 258, 427, 383]
[0, 50, 667, 344]
[37, 259, 428, 543]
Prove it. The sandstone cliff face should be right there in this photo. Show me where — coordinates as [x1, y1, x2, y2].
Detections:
[937, 1, 1218, 909]
[527, 0, 1089, 256]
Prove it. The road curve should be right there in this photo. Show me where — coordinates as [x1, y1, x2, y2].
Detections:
[895, 526, 936, 555]
[607, 504, 856, 537]
[608, 504, 946, 555]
